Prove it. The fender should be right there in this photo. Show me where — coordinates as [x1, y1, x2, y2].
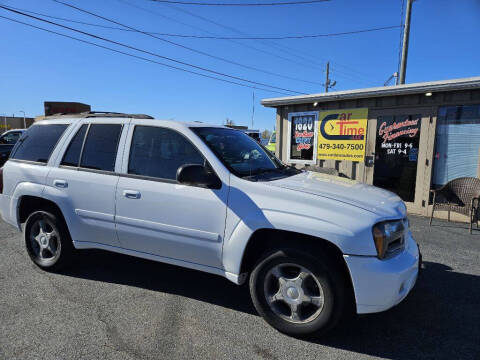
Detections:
[11, 182, 47, 230]
[13, 183, 77, 241]
[222, 208, 359, 279]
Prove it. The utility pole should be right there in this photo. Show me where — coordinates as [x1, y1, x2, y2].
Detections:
[251, 91, 255, 129]
[324, 61, 336, 92]
[325, 61, 330, 93]
[398, 0, 413, 84]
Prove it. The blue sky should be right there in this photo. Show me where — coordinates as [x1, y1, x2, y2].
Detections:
[1, 0, 479, 131]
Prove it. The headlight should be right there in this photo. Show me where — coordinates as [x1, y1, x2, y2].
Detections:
[372, 219, 407, 259]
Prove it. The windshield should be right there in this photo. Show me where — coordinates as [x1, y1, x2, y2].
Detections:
[192, 127, 295, 179]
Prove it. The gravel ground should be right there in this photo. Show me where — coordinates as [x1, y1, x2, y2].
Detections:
[0, 215, 479, 360]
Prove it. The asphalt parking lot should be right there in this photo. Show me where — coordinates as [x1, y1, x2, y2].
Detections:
[1, 215, 479, 360]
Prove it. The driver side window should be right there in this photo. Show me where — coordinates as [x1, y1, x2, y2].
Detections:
[128, 126, 204, 180]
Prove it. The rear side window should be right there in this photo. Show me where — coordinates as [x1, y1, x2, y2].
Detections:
[128, 126, 204, 180]
[80, 124, 122, 172]
[11, 124, 68, 163]
[61, 124, 88, 167]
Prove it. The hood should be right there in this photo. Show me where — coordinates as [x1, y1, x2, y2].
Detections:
[267, 171, 406, 218]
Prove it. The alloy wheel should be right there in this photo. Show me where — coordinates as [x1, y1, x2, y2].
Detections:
[29, 217, 61, 262]
[263, 263, 324, 324]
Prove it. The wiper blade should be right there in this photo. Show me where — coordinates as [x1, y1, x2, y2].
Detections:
[250, 168, 281, 176]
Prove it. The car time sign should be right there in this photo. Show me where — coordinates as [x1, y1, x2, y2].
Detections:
[317, 108, 368, 162]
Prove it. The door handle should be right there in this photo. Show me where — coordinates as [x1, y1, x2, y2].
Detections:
[123, 190, 141, 199]
[53, 179, 68, 188]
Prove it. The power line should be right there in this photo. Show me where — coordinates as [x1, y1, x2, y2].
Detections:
[164, 2, 327, 70]
[48, 0, 382, 88]
[7, 7, 400, 40]
[157, 0, 337, 70]
[329, 62, 385, 84]
[161, 1, 384, 86]
[330, 66, 379, 83]
[0, 14, 293, 96]
[149, 0, 330, 6]
[47, 1, 323, 86]
[117, 0, 315, 70]
[0, 5, 304, 94]
[126, 0, 379, 86]
[153, 0, 392, 87]
[329, 68, 377, 87]
[119, 0, 324, 72]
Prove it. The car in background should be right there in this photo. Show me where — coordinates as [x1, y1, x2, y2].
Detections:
[243, 129, 261, 143]
[266, 131, 276, 153]
[0, 129, 26, 166]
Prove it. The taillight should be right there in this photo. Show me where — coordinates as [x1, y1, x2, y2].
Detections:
[0, 167, 3, 194]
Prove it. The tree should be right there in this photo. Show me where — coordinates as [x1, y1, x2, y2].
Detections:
[225, 118, 235, 126]
[261, 129, 271, 139]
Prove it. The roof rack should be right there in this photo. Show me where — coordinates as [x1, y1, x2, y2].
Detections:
[42, 111, 154, 120]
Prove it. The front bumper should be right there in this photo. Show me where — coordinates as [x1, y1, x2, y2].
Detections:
[344, 231, 420, 314]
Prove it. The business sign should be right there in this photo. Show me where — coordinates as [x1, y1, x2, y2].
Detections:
[317, 108, 368, 161]
[376, 115, 421, 158]
[292, 114, 315, 151]
[288, 111, 318, 164]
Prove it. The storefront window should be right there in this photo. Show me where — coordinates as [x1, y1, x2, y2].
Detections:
[373, 114, 422, 202]
[432, 104, 480, 188]
[287, 112, 318, 164]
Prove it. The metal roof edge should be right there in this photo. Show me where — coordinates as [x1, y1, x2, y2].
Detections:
[261, 76, 480, 107]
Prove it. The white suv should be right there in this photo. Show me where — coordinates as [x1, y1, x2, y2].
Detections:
[0, 114, 420, 336]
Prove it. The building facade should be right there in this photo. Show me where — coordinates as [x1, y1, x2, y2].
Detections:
[0, 116, 34, 133]
[261, 77, 480, 219]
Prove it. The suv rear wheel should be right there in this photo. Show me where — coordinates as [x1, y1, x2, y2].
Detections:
[249, 248, 346, 337]
[24, 210, 74, 271]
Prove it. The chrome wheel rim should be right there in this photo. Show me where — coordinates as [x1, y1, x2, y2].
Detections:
[29, 217, 61, 262]
[263, 263, 324, 324]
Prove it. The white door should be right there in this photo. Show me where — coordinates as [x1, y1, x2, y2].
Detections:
[45, 120, 127, 247]
[115, 124, 228, 268]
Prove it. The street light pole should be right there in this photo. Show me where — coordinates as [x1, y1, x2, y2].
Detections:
[19, 111, 26, 128]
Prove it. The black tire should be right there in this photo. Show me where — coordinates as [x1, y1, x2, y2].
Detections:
[249, 248, 347, 337]
[24, 210, 74, 271]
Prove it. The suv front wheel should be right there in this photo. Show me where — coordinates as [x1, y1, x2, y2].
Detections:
[249, 249, 346, 337]
[24, 210, 74, 271]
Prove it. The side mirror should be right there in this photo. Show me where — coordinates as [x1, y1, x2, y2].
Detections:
[176, 164, 222, 189]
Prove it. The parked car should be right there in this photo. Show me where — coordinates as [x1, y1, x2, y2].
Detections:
[266, 131, 276, 153]
[243, 129, 261, 143]
[0, 114, 420, 336]
[0, 129, 26, 166]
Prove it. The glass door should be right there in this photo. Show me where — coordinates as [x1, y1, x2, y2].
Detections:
[373, 114, 422, 202]
[366, 107, 435, 214]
